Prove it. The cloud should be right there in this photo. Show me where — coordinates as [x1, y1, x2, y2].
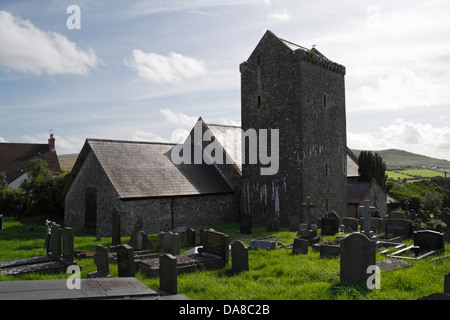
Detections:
[127, 50, 208, 84]
[268, 9, 291, 21]
[18, 133, 84, 155]
[0, 11, 98, 75]
[160, 108, 198, 127]
[348, 118, 450, 161]
[0, 137, 6, 142]
[131, 130, 170, 143]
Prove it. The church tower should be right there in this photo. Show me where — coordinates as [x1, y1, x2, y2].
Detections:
[240, 30, 347, 227]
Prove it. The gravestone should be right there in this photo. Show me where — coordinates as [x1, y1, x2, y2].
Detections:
[88, 245, 110, 278]
[116, 244, 135, 277]
[239, 214, 252, 234]
[248, 240, 276, 250]
[128, 216, 144, 249]
[136, 231, 153, 251]
[0, 214, 3, 230]
[359, 200, 377, 240]
[62, 227, 74, 262]
[159, 231, 180, 255]
[266, 216, 280, 232]
[50, 223, 62, 257]
[340, 233, 376, 284]
[343, 217, 358, 232]
[288, 215, 300, 232]
[376, 258, 413, 271]
[413, 230, 444, 252]
[292, 238, 309, 255]
[231, 241, 249, 272]
[203, 230, 229, 264]
[385, 219, 411, 237]
[320, 244, 341, 258]
[159, 254, 177, 295]
[111, 209, 121, 246]
[445, 273, 450, 294]
[321, 216, 339, 236]
[186, 228, 196, 246]
[302, 196, 316, 229]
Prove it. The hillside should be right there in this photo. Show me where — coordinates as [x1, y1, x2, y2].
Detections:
[58, 153, 78, 172]
[350, 149, 450, 170]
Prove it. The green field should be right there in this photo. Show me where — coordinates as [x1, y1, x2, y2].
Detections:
[387, 168, 447, 182]
[1, 217, 449, 300]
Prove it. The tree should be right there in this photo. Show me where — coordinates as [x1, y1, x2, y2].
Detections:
[358, 151, 389, 192]
[0, 172, 7, 190]
[20, 158, 68, 218]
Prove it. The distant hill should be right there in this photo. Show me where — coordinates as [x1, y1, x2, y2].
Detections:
[58, 153, 78, 172]
[351, 149, 450, 170]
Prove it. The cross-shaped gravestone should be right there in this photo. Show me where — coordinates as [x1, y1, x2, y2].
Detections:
[359, 200, 377, 239]
[302, 196, 316, 229]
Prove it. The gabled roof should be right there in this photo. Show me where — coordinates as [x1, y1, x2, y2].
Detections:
[205, 123, 242, 173]
[64, 139, 233, 200]
[0, 142, 61, 183]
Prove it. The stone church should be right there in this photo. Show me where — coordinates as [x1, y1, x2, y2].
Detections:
[63, 30, 349, 236]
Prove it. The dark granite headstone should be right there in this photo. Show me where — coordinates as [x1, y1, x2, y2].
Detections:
[321, 217, 339, 236]
[116, 244, 135, 277]
[62, 227, 74, 262]
[159, 254, 177, 295]
[186, 228, 196, 246]
[340, 233, 376, 284]
[385, 219, 411, 237]
[413, 230, 444, 252]
[292, 238, 309, 255]
[50, 223, 62, 257]
[239, 214, 252, 234]
[203, 230, 229, 264]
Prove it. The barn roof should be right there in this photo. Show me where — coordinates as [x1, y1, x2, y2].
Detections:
[64, 139, 233, 200]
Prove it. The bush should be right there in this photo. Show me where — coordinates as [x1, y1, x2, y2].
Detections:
[0, 188, 29, 217]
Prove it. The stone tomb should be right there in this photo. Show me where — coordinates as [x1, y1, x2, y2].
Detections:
[136, 230, 229, 278]
[340, 233, 376, 285]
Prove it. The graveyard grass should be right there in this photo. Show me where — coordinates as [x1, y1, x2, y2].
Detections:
[1, 217, 449, 300]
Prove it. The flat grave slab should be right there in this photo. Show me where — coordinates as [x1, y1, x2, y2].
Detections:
[0, 255, 76, 276]
[376, 258, 413, 271]
[0, 277, 159, 300]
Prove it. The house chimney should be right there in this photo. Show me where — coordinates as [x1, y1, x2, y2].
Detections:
[48, 133, 55, 151]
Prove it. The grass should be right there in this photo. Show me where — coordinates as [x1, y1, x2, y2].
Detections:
[1, 216, 449, 300]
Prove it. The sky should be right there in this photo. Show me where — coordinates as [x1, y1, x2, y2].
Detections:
[0, 0, 450, 162]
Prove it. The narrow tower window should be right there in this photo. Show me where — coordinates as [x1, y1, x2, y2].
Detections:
[257, 95, 262, 108]
[323, 92, 327, 108]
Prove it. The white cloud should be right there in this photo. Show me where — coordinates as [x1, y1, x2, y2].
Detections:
[128, 50, 208, 84]
[0, 11, 98, 75]
[348, 118, 450, 161]
[18, 133, 84, 155]
[0, 137, 6, 142]
[160, 108, 198, 127]
[131, 130, 170, 143]
[268, 9, 291, 21]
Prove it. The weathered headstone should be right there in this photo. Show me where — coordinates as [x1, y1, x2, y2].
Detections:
[390, 211, 406, 219]
[288, 215, 300, 232]
[62, 227, 74, 262]
[95, 245, 110, 276]
[413, 230, 444, 252]
[159, 254, 177, 295]
[203, 230, 229, 264]
[231, 241, 249, 272]
[321, 216, 339, 236]
[248, 240, 276, 250]
[111, 209, 121, 246]
[239, 214, 252, 234]
[116, 244, 135, 277]
[135, 231, 153, 251]
[340, 233, 376, 284]
[343, 217, 358, 232]
[358, 200, 377, 240]
[320, 244, 341, 258]
[128, 216, 144, 249]
[50, 223, 62, 257]
[292, 238, 309, 255]
[186, 228, 196, 246]
[159, 231, 180, 255]
[385, 219, 411, 237]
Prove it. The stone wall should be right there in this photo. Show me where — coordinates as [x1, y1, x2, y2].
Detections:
[64, 148, 238, 237]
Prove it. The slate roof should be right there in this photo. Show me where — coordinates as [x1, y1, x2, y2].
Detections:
[206, 123, 242, 172]
[0, 143, 61, 183]
[65, 139, 234, 200]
